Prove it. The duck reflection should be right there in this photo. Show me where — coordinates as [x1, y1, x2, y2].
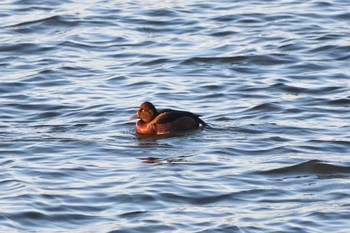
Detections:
[138, 155, 192, 165]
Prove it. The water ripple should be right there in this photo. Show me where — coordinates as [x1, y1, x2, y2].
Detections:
[259, 160, 350, 176]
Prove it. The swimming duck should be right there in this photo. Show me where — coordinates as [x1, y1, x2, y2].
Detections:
[129, 102, 207, 135]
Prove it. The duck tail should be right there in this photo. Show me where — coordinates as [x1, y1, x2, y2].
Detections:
[195, 115, 207, 126]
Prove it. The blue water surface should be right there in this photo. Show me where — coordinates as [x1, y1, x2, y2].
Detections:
[1, 0, 350, 232]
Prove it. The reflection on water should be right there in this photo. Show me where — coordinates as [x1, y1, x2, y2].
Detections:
[1, 0, 350, 232]
[138, 155, 192, 165]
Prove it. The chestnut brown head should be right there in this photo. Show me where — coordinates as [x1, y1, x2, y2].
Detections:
[129, 102, 158, 123]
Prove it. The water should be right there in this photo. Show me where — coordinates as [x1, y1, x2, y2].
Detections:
[1, 0, 350, 232]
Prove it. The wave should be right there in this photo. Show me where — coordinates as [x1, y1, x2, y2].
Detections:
[258, 160, 350, 176]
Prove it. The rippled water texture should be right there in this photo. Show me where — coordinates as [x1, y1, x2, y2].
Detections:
[1, 0, 350, 232]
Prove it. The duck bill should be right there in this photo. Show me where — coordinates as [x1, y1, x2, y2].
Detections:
[128, 113, 139, 121]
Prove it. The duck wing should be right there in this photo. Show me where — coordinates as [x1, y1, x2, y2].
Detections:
[155, 110, 207, 126]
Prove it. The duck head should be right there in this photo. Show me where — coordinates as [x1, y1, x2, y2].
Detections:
[129, 102, 158, 123]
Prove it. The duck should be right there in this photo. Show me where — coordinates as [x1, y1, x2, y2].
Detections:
[129, 102, 207, 135]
